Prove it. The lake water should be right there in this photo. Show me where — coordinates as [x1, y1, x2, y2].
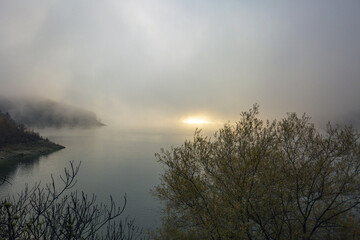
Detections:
[0, 126, 201, 230]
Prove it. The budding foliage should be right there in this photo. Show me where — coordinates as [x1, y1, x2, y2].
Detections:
[153, 105, 360, 240]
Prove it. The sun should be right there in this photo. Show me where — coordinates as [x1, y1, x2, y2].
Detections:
[183, 118, 210, 124]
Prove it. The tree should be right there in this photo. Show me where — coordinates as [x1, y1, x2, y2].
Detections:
[0, 161, 148, 240]
[153, 105, 360, 240]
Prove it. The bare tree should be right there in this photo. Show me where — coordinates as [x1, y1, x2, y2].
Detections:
[0, 161, 148, 240]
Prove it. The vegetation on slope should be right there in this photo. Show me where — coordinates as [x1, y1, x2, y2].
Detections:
[0, 111, 64, 161]
[0, 111, 41, 146]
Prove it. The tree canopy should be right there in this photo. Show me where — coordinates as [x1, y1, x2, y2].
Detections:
[153, 105, 360, 240]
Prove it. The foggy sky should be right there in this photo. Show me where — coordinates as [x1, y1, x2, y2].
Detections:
[1, 1, 360, 129]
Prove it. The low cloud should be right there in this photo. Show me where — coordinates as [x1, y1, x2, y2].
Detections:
[0, 1, 359, 129]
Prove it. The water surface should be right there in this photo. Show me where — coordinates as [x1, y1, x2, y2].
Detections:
[0, 126, 196, 229]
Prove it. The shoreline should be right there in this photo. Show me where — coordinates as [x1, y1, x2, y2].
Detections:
[0, 140, 65, 162]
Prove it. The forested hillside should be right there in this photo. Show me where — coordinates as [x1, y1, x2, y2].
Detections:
[0, 111, 41, 146]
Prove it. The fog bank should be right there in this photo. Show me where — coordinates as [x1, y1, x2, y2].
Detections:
[0, 1, 359, 129]
[0, 96, 104, 128]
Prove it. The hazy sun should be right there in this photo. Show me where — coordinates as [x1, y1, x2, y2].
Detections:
[183, 118, 210, 124]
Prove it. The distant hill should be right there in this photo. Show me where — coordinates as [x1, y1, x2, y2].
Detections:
[0, 97, 104, 128]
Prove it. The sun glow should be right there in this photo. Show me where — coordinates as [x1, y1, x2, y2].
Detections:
[183, 118, 210, 124]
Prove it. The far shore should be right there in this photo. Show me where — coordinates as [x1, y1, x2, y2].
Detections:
[0, 140, 65, 162]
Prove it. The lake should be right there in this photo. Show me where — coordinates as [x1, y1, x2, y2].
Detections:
[0, 126, 202, 230]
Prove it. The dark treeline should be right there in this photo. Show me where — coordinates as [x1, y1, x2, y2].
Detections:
[0, 111, 41, 146]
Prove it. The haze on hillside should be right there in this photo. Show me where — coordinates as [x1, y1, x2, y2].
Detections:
[0, 1, 360, 129]
[0, 96, 104, 128]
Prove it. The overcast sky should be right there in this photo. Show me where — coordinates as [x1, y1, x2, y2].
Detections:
[1, 1, 360, 129]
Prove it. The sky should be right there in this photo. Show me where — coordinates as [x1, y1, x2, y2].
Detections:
[1, 0, 360, 129]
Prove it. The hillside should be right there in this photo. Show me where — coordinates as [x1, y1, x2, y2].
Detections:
[0, 97, 104, 128]
[0, 111, 64, 161]
[0, 111, 42, 146]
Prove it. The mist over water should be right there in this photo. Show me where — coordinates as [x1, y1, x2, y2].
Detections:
[1, 0, 360, 232]
[1, 1, 360, 129]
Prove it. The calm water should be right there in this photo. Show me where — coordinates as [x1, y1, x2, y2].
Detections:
[0, 126, 197, 229]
